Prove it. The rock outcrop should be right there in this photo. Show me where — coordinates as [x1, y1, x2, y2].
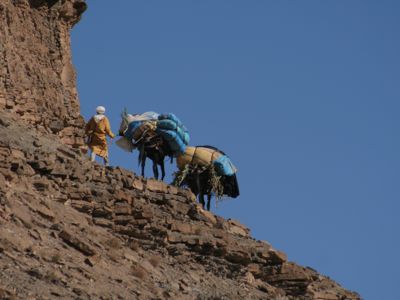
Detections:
[0, 0, 86, 148]
[0, 1, 361, 299]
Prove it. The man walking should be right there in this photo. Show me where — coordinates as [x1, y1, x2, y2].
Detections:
[85, 106, 115, 166]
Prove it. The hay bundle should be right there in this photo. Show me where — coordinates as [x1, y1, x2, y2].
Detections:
[173, 163, 225, 199]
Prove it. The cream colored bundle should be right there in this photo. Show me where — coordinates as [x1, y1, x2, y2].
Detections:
[132, 120, 157, 141]
[115, 137, 136, 152]
[177, 146, 222, 170]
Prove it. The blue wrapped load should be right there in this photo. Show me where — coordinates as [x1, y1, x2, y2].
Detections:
[176, 126, 189, 145]
[158, 114, 189, 143]
[213, 155, 237, 176]
[156, 113, 190, 156]
[158, 113, 182, 127]
[125, 120, 142, 141]
[158, 120, 189, 144]
[157, 119, 177, 131]
[180, 130, 190, 146]
[157, 128, 186, 156]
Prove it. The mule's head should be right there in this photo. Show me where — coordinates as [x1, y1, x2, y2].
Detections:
[118, 108, 129, 136]
[119, 109, 140, 136]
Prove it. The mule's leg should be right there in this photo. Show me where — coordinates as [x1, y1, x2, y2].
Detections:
[196, 174, 205, 208]
[160, 159, 165, 181]
[206, 193, 211, 211]
[152, 159, 159, 179]
[151, 151, 160, 179]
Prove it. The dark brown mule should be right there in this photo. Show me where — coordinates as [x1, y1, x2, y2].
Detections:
[118, 111, 172, 181]
[135, 131, 172, 180]
[175, 145, 239, 211]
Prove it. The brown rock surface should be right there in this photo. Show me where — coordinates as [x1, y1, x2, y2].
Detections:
[0, 112, 361, 300]
[0, 0, 86, 148]
[0, 2, 361, 299]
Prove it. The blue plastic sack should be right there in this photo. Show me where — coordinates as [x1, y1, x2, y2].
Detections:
[175, 126, 190, 145]
[158, 113, 183, 127]
[157, 129, 186, 156]
[181, 131, 190, 145]
[157, 113, 190, 145]
[125, 120, 142, 141]
[213, 155, 237, 176]
[157, 119, 177, 131]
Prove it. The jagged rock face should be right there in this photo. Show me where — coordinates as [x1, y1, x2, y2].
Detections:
[0, 111, 361, 300]
[0, 0, 87, 148]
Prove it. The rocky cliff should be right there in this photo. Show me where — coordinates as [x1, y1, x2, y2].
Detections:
[0, 1, 361, 299]
[0, 0, 86, 148]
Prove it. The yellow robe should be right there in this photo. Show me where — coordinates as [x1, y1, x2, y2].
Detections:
[85, 116, 115, 158]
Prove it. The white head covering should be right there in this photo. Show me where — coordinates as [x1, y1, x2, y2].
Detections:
[96, 106, 106, 114]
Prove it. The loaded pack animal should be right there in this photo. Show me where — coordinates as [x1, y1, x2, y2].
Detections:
[117, 111, 239, 211]
[174, 146, 240, 211]
[118, 111, 173, 180]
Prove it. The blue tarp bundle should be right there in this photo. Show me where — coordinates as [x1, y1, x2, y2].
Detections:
[157, 119, 190, 145]
[158, 113, 181, 125]
[157, 129, 186, 155]
[125, 120, 142, 141]
[122, 112, 189, 157]
[157, 113, 190, 156]
[213, 155, 237, 176]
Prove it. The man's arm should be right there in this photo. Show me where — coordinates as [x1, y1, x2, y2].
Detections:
[105, 118, 115, 138]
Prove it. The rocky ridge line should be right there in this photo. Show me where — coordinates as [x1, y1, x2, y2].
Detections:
[0, 111, 361, 299]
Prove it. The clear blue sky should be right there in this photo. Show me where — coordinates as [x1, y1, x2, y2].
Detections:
[72, 1, 400, 299]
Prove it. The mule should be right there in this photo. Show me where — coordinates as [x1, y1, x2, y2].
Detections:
[118, 111, 172, 180]
[136, 131, 172, 180]
[174, 145, 239, 211]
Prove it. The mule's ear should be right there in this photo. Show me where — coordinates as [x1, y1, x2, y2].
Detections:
[121, 107, 128, 119]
